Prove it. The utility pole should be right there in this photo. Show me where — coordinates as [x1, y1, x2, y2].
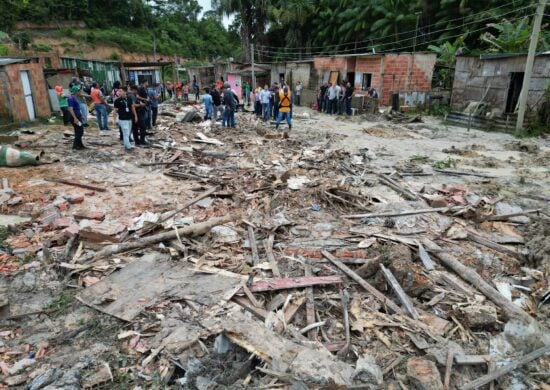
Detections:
[413, 12, 421, 53]
[251, 43, 256, 88]
[516, 0, 546, 131]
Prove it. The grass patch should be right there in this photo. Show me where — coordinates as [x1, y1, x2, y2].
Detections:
[433, 157, 457, 169]
[43, 291, 75, 318]
[409, 154, 429, 163]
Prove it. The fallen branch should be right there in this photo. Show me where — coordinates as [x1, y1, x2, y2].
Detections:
[461, 344, 550, 390]
[83, 213, 240, 262]
[299, 321, 326, 334]
[422, 239, 532, 322]
[45, 177, 106, 192]
[322, 250, 404, 315]
[433, 168, 496, 178]
[377, 173, 420, 201]
[380, 264, 419, 319]
[342, 206, 461, 219]
[485, 209, 541, 222]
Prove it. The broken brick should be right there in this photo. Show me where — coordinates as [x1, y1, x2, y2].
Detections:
[73, 211, 105, 221]
[66, 195, 85, 204]
[52, 217, 72, 229]
[63, 224, 80, 237]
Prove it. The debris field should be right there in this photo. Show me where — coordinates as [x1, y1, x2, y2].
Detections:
[0, 103, 549, 389]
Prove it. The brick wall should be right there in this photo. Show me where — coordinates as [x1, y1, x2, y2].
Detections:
[2, 62, 51, 122]
[380, 53, 436, 105]
[355, 56, 382, 91]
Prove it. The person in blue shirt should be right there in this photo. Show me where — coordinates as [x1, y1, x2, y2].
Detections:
[67, 85, 87, 150]
[147, 83, 160, 127]
[202, 88, 213, 120]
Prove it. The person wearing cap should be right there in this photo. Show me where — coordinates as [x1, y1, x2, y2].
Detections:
[55, 86, 70, 125]
[275, 86, 292, 138]
[67, 86, 87, 149]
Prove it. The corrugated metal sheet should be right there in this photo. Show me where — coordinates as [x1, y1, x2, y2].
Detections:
[0, 58, 28, 66]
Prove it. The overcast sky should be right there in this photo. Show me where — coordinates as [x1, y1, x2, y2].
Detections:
[196, 0, 233, 27]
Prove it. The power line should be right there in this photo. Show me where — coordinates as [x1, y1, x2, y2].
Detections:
[254, 13, 536, 61]
[257, 1, 536, 51]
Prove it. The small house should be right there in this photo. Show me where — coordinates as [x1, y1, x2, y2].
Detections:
[313, 52, 437, 107]
[0, 57, 50, 124]
[451, 53, 550, 115]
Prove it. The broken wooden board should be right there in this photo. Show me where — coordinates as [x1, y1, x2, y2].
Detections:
[77, 252, 243, 321]
[247, 275, 342, 293]
[200, 308, 355, 386]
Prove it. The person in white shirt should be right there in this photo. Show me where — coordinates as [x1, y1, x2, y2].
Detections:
[259, 85, 271, 121]
[295, 81, 302, 106]
[327, 83, 337, 115]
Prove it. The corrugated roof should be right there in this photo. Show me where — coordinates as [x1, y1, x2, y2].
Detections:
[473, 51, 550, 60]
[0, 57, 29, 66]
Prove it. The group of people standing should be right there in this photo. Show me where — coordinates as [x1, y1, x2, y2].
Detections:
[57, 77, 163, 151]
[317, 81, 355, 115]
[200, 82, 239, 128]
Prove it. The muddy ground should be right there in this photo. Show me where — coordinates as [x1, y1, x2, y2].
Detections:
[0, 103, 549, 389]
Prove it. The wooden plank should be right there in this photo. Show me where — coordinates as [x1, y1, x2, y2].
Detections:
[264, 234, 281, 277]
[461, 345, 550, 390]
[45, 177, 106, 192]
[242, 285, 262, 308]
[467, 232, 525, 261]
[444, 348, 455, 390]
[418, 243, 435, 271]
[454, 355, 491, 365]
[380, 264, 419, 319]
[322, 250, 404, 315]
[248, 226, 260, 266]
[284, 296, 305, 324]
[304, 264, 317, 340]
[247, 275, 342, 293]
[232, 296, 268, 319]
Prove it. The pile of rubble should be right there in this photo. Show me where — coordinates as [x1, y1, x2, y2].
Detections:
[0, 102, 549, 389]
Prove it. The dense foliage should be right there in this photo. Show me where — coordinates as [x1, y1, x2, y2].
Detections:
[0, 0, 240, 60]
[0, 0, 548, 61]
[213, 0, 549, 62]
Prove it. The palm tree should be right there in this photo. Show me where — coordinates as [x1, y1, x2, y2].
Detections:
[370, 0, 418, 45]
[211, 0, 269, 61]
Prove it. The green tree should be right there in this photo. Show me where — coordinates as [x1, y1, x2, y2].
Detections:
[211, 0, 269, 61]
[480, 17, 532, 53]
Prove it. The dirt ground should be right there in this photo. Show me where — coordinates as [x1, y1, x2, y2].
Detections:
[0, 103, 549, 389]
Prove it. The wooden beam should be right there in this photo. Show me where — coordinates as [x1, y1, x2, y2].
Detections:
[246, 275, 342, 293]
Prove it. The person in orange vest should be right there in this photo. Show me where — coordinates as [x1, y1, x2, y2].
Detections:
[275, 85, 292, 138]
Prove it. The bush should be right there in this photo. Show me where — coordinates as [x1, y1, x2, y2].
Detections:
[0, 44, 8, 55]
[11, 31, 32, 50]
[108, 52, 120, 61]
[31, 43, 52, 52]
[60, 27, 74, 37]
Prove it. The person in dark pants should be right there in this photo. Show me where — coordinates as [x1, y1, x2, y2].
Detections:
[129, 84, 147, 146]
[272, 83, 280, 120]
[345, 82, 354, 115]
[67, 86, 86, 149]
[222, 83, 236, 128]
[147, 83, 160, 127]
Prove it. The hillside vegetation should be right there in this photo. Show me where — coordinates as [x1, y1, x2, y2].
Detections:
[0, 0, 240, 61]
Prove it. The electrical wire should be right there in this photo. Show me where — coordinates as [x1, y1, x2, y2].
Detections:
[257, 0, 536, 51]
[254, 13, 536, 61]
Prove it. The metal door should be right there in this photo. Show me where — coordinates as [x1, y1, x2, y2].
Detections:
[20, 71, 36, 120]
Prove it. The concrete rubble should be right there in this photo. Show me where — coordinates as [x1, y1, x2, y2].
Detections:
[0, 101, 549, 389]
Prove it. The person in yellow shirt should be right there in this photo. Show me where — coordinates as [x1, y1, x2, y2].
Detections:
[275, 85, 292, 138]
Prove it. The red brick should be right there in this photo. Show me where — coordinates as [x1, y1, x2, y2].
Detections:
[63, 224, 80, 237]
[73, 211, 105, 221]
[53, 217, 72, 229]
[66, 195, 85, 204]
